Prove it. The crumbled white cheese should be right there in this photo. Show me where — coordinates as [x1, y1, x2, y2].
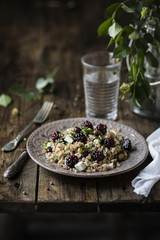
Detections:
[94, 139, 99, 144]
[64, 135, 73, 143]
[107, 162, 114, 170]
[47, 142, 52, 148]
[75, 161, 87, 172]
[84, 159, 91, 166]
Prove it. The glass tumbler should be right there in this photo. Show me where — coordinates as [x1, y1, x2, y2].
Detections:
[81, 51, 121, 120]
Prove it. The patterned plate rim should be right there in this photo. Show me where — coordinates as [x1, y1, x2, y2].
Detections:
[26, 117, 149, 178]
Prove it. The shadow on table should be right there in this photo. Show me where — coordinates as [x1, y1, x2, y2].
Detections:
[0, 213, 160, 240]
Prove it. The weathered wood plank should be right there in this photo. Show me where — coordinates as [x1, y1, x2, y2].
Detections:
[37, 168, 97, 212]
[0, 3, 46, 212]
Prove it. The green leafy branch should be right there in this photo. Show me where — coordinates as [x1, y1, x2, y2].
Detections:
[98, 0, 160, 107]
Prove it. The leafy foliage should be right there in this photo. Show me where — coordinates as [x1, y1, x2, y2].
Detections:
[8, 83, 36, 99]
[36, 68, 58, 94]
[98, 0, 160, 107]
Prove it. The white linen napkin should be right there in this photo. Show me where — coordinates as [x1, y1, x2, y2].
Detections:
[131, 128, 160, 197]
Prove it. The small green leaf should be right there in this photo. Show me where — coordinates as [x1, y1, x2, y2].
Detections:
[80, 145, 89, 153]
[141, 7, 148, 19]
[42, 139, 51, 149]
[81, 127, 93, 135]
[113, 44, 131, 58]
[0, 94, 12, 107]
[36, 77, 54, 94]
[129, 30, 139, 40]
[104, 2, 120, 18]
[108, 22, 122, 39]
[97, 18, 113, 37]
[121, 3, 135, 13]
[8, 83, 36, 99]
[52, 156, 57, 161]
[146, 51, 159, 68]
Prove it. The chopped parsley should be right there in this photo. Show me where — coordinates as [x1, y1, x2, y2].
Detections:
[52, 156, 57, 161]
[80, 145, 89, 153]
[81, 127, 93, 135]
[42, 139, 51, 149]
[69, 132, 75, 140]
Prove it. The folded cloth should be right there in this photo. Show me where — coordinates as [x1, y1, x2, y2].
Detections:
[131, 128, 160, 197]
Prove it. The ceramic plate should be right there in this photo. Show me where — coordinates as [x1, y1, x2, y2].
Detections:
[26, 118, 148, 178]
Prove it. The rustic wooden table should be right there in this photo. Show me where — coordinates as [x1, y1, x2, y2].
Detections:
[0, 1, 160, 213]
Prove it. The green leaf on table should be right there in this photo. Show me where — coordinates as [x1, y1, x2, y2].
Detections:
[97, 18, 113, 37]
[113, 44, 131, 58]
[146, 51, 159, 68]
[104, 2, 120, 18]
[108, 22, 122, 39]
[0, 94, 12, 107]
[121, 3, 135, 13]
[36, 69, 56, 94]
[8, 83, 36, 99]
[36, 77, 54, 94]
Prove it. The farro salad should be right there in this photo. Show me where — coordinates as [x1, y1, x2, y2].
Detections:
[42, 120, 132, 173]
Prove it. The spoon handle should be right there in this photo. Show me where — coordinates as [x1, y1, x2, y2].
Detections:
[4, 149, 29, 178]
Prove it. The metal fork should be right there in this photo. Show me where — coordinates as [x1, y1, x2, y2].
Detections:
[2, 101, 53, 152]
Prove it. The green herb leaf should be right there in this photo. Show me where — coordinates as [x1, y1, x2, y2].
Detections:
[80, 145, 89, 153]
[104, 2, 120, 18]
[0, 94, 12, 107]
[42, 139, 51, 149]
[121, 3, 135, 13]
[113, 44, 131, 58]
[108, 22, 122, 39]
[81, 127, 93, 135]
[8, 83, 36, 99]
[97, 18, 113, 37]
[146, 51, 159, 68]
[52, 156, 57, 161]
[129, 30, 139, 40]
[141, 7, 148, 19]
[69, 132, 75, 140]
[36, 77, 54, 94]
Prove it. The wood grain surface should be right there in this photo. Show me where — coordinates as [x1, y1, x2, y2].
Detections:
[0, 0, 159, 213]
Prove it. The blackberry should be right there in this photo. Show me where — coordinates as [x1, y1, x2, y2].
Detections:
[75, 132, 87, 143]
[121, 138, 132, 151]
[103, 137, 115, 149]
[52, 131, 60, 142]
[81, 120, 93, 129]
[74, 127, 81, 133]
[91, 151, 104, 161]
[66, 155, 78, 168]
[96, 124, 107, 135]
[46, 146, 52, 153]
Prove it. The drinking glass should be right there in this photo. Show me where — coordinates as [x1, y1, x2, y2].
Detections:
[81, 51, 121, 120]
